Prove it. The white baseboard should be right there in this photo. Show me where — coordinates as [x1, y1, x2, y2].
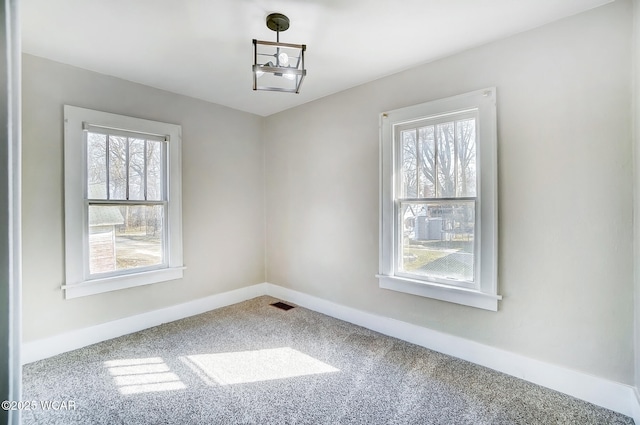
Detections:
[22, 281, 638, 420]
[264, 283, 637, 419]
[22, 283, 267, 364]
[632, 388, 640, 424]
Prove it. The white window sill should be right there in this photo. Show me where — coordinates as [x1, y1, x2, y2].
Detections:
[62, 267, 185, 299]
[377, 275, 501, 311]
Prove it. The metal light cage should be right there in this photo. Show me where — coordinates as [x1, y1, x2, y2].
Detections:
[252, 13, 306, 94]
[252, 39, 306, 93]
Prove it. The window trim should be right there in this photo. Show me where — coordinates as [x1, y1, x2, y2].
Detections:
[63, 106, 184, 299]
[378, 88, 500, 311]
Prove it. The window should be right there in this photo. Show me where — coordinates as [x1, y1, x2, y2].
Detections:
[63, 106, 183, 299]
[378, 88, 500, 310]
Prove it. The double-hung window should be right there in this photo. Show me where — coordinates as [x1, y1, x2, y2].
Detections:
[379, 88, 500, 310]
[63, 106, 183, 299]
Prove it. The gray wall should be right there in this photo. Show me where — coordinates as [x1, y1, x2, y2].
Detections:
[264, 1, 634, 384]
[22, 54, 265, 342]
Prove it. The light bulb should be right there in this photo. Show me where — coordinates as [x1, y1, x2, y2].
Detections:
[278, 52, 289, 66]
[257, 61, 275, 78]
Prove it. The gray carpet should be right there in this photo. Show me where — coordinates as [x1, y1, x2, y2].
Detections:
[22, 296, 633, 424]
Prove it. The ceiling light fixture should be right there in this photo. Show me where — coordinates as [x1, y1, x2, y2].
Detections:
[252, 13, 306, 93]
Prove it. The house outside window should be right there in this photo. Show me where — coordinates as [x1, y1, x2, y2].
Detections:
[378, 88, 500, 310]
[63, 106, 183, 299]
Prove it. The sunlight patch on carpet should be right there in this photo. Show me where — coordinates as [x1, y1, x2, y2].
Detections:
[181, 347, 339, 385]
[105, 357, 186, 395]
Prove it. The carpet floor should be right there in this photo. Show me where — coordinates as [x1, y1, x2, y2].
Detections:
[22, 296, 634, 424]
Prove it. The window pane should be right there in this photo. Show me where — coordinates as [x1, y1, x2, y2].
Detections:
[87, 132, 107, 199]
[418, 126, 435, 198]
[436, 122, 455, 197]
[401, 129, 417, 197]
[88, 205, 164, 274]
[147, 140, 163, 201]
[399, 201, 475, 282]
[109, 136, 127, 200]
[128, 138, 145, 200]
[456, 119, 477, 197]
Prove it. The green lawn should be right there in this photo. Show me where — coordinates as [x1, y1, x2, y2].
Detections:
[402, 239, 474, 278]
[402, 247, 450, 272]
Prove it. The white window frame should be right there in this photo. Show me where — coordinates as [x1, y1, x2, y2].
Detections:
[63, 105, 184, 299]
[378, 88, 500, 311]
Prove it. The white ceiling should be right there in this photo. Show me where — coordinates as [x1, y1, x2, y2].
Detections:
[22, 0, 612, 117]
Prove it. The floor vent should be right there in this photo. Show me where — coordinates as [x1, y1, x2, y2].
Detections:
[271, 301, 295, 311]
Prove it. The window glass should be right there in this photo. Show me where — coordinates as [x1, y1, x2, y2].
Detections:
[87, 133, 107, 199]
[88, 205, 164, 274]
[399, 201, 475, 282]
[86, 131, 168, 276]
[396, 115, 478, 284]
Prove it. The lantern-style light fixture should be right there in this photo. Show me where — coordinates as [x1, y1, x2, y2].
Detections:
[252, 13, 306, 93]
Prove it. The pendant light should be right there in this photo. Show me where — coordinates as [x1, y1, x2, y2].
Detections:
[252, 13, 306, 93]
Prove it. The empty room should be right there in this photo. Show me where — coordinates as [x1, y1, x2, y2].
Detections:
[1, 0, 640, 423]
